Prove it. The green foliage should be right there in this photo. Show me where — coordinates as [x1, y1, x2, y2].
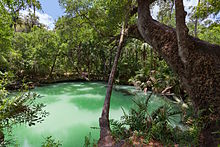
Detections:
[1, 0, 42, 31]
[0, 4, 13, 70]
[0, 4, 12, 48]
[129, 45, 181, 94]
[59, 0, 134, 36]
[110, 94, 199, 145]
[198, 23, 220, 45]
[41, 136, 62, 147]
[0, 72, 48, 145]
[10, 27, 60, 76]
[156, 0, 175, 27]
[110, 119, 129, 141]
[196, 0, 220, 19]
[55, 0, 141, 81]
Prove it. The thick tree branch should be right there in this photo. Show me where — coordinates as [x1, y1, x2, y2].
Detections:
[126, 24, 144, 41]
[137, 0, 220, 145]
[137, 0, 185, 76]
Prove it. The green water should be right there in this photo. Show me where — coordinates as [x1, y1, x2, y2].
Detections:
[9, 82, 168, 147]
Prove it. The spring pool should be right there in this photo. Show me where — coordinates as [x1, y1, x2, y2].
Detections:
[8, 82, 170, 147]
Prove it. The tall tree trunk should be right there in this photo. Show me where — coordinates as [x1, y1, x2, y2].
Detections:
[108, 45, 116, 80]
[49, 54, 58, 78]
[109, 51, 112, 75]
[98, 20, 128, 147]
[137, 0, 220, 146]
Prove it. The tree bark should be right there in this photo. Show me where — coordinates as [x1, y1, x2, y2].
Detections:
[137, 0, 220, 146]
[98, 21, 127, 147]
[49, 54, 58, 78]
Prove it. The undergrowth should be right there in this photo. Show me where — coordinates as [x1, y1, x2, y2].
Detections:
[110, 93, 200, 146]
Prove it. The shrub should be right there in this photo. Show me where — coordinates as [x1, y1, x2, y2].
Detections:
[110, 94, 200, 146]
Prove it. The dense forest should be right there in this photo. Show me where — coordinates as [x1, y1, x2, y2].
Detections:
[0, 0, 220, 146]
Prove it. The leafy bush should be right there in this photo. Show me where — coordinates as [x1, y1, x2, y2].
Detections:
[0, 72, 49, 145]
[110, 94, 199, 146]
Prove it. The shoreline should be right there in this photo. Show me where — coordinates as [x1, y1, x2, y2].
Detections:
[5, 74, 182, 104]
[5, 74, 132, 91]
